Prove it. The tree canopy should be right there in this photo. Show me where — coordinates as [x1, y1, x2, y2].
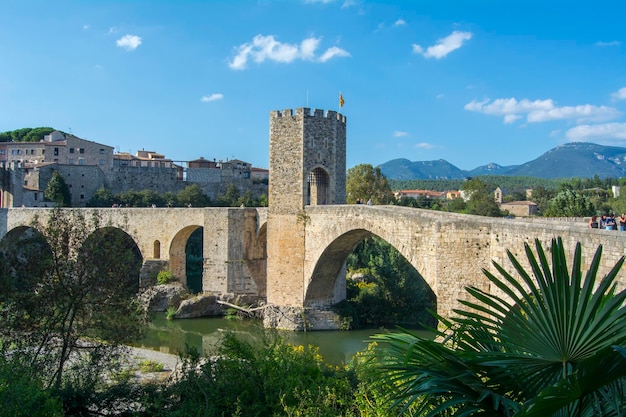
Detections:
[0, 127, 56, 142]
[346, 163, 393, 204]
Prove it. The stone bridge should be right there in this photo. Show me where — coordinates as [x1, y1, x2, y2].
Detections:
[3, 205, 625, 329]
[3, 107, 625, 330]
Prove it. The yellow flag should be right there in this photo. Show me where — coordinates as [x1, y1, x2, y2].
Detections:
[339, 93, 345, 107]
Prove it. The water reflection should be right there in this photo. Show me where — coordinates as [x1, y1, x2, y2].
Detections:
[135, 313, 432, 365]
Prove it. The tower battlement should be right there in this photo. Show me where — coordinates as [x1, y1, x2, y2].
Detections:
[270, 108, 346, 124]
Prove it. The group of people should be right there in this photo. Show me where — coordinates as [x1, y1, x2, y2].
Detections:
[589, 213, 626, 231]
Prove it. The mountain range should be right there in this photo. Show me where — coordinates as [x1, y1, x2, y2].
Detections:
[378, 143, 626, 180]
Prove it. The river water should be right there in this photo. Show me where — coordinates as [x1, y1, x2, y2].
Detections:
[135, 313, 432, 365]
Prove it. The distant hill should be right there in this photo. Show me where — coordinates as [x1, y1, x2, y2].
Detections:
[379, 158, 467, 180]
[378, 142, 626, 180]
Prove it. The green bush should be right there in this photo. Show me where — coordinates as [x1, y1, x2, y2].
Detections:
[156, 270, 175, 285]
[0, 358, 63, 417]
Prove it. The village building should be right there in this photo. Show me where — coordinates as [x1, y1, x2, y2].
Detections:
[0, 131, 265, 208]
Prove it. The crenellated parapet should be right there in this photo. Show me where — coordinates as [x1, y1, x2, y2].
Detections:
[270, 108, 346, 124]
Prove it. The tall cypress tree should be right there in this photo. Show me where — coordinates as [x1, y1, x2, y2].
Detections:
[44, 171, 71, 207]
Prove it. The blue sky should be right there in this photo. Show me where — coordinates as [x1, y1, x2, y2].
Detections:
[2, 1, 626, 171]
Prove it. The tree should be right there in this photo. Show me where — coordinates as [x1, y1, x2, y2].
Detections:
[177, 184, 211, 207]
[44, 171, 71, 207]
[0, 209, 145, 389]
[86, 187, 115, 207]
[216, 183, 241, 206]
[463, 178, 502, 217]
[346, 164, 393, 204]
[368, 238, 626, 416]
[544, 189, 595, 217]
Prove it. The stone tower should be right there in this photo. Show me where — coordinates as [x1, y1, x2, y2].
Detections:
[266, 108, 346, 323]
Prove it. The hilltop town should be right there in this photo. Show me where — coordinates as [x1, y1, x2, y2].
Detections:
[0, 130, 269, 207]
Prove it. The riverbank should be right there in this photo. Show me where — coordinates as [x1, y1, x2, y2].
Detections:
[125, 346, 181, 383]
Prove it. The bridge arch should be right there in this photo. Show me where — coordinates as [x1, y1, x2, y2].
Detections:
[81, 226, 143, 291]
[169, 225, 203, 290]
[305, 228, 438, 318]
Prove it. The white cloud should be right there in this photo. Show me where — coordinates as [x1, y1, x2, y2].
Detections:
[527, 104, 620, 123]
[611, 87, 626, 101]
[83, 24, 90, 30]
[465, 97, 621, 124]
[394, 19, 406, 26]
[565, 123, 626, 143]
[393, 131, 408, 137]
[228, 34, 350, 70]
[201, 93, 224, 102]
[116, 34, 142, 51]
[415, 142, 434, 149]
[318, 46, 351, 62]
[596, 40, 621, 47]
[412, 30, 472, 59]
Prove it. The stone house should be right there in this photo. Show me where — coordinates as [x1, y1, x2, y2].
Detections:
[500, 200, 538, 217]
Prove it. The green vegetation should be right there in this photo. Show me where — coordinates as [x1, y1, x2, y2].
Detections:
[156, 269, 175, 285]
[165, 306, 177, 320]
[335, 236, 436, 329]
[0, 208, 145, 390]
[87, 184, 268, 208]
[388, 176, 561, 193]
[44, 170, 72, 207]
[137, 359, 164, 373]
[346, 163, 393, 204]
[0, 127, 56, 142]
[368, 238, 626, 416]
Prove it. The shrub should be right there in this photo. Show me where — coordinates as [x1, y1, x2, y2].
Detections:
[156, 270, 175, 285]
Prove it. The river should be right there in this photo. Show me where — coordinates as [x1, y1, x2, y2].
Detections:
[135, 313, 432, 365]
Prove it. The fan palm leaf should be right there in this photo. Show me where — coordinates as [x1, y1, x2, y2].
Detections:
[368, 237, 626, 416]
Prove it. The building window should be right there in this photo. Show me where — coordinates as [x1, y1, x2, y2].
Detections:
[17, 149, 21, 155]
[42, 149, 45, 155]
[11, 150, 15, 155]
[80, 194, 85, 200]
[0, 149, 5, 155]
[99, 159, 105, 165]
[69, 148, 75, 154]
[34, 193, 38, 200]
[69, 159, 74, 165]
[78, 159, 84, 165]
[99, 149, 105, 155]
[79, 148, 85, 154]
[54, 148, 59, 156]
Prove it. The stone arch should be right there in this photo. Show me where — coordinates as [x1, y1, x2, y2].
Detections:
[169, 225, 203, 289]
[308, 166, 330, 206]
[304, 228, 437, 312]
[153, 240, 161, 259]
[0, 225, 50, 290]
[82, 226, 143, 291]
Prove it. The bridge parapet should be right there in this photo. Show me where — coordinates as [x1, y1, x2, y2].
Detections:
[304, 205, 626, 321]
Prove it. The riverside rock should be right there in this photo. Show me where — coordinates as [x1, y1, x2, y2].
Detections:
[139, 283, 188, 312]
